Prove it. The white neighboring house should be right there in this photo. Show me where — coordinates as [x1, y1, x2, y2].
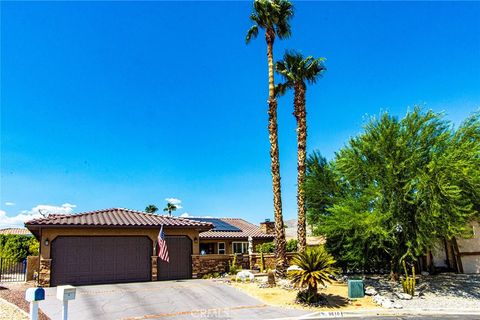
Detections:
[432, 220, 480, 274]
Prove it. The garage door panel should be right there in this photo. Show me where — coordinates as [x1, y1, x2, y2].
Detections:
[51, 236, 152, 286]
[157, 236, 192, 280]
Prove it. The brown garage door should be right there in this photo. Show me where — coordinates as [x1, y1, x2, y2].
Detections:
[51, 236, 152, 286]
[157, 236, 192, 280]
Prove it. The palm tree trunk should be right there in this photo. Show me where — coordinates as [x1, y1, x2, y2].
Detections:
[266, 30, 287, 277]
[294, 82, 307, 252]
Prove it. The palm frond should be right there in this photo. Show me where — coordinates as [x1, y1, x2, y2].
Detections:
[275, 83, 290, 97]
[246, 25, 259, 44]
[275, 50, 326, 85]
[247, 0, 294, 40]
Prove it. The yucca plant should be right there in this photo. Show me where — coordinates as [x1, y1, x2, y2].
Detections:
[290, 246, 339, 303]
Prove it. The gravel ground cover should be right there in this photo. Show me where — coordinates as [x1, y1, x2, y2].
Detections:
[0, 298, 28, 320]
[0, 283, 50, 320]
[364, 273, 480, 310]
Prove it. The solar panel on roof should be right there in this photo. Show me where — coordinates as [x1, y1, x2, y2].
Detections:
[187, 218, 241, 232]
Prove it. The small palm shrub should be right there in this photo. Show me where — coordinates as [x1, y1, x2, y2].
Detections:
[290, 246, 339, 304]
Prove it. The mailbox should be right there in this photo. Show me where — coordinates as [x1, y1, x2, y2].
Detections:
[25, 287, 45, 302]
[56, 285, 76, 301]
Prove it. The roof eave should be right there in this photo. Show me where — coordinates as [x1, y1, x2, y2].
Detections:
[25, 224, 212, 231]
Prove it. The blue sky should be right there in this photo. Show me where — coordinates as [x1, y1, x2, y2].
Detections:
[1, 1, 479, 227]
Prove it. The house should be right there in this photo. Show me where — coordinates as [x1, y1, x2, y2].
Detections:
[186, 217, 275, 254]
[0, 228, 32, 236]
[431, 220, 480, 274]
[25, 208, 212, 287]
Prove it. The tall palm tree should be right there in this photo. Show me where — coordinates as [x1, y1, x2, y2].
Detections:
[276, 51, 326, 252]
[145, 204, 159, 214]
[163, 202, 177, 216]
[246, 0, 294, 277]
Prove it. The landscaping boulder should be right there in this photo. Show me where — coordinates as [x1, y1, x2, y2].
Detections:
[395, 292, 412, 300]
[365, 286, 377, 296]
[287, 265, 302, 272]
[236, 270, 255, 283]
[381, 299, 394, 309]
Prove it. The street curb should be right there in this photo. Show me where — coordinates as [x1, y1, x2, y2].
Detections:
[0, 297, 29, 318]
[302, 308, 480, 318]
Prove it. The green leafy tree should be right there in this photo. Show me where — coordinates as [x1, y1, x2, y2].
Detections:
[145, 205, 158, 214]
[256, 241, 275, 253]
[304, 151, 340, 234]
[289, 246, 339, 303]
[246, 0, 294, 276]
[256, 239, 298, 253]
[275, 51, 326, 253]
[0, 235, 39, 262]
[310, 108, 480, 276]
[286, 239, 298, 252]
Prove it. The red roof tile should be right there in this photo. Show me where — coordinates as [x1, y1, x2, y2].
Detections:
[24, 208, 212, 229]
[0, 228, 32, 235]
[196, 218, 274, 239]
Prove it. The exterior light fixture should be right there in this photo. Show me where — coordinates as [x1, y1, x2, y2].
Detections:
[44, 239, 49, 246]
[194, 237, 198, 244]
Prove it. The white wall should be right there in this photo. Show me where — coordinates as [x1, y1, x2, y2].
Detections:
[457, 221, 480, 274]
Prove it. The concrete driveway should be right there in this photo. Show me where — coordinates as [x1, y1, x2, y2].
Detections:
[39, 279, 310, 320]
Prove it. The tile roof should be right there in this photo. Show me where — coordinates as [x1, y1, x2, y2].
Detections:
[192, 218, 274, 239]
[0, 228, 32, 235]
[24, 208, 212, 229]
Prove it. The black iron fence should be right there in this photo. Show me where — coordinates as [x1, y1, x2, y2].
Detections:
[0, 258, 26, 282]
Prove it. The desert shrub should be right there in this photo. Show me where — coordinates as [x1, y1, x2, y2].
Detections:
[202, 272, 221, 279]
[228, 254, 242, 275]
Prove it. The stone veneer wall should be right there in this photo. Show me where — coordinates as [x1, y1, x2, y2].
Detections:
[192, 252, 297, 278]
[38, 259, 51, 287]
[151, 256, 158, 281]
[192, 254, 232, 278]
[250, 253, 296, 270]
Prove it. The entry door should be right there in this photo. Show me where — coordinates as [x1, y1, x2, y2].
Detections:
[157, 236, 192, 280]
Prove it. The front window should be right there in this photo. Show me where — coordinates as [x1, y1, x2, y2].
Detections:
[200, 243, 215, 255]
[218, 242, 226, 254]
[232, 242, 249, 254]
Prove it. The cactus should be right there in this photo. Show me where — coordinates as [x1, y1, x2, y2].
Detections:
[229, 254, 241, 275]
[260, 252, 265, 273]
[401, 260, 416, 296]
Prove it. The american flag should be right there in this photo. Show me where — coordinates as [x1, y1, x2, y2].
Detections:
[157, 225, 169, 262]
